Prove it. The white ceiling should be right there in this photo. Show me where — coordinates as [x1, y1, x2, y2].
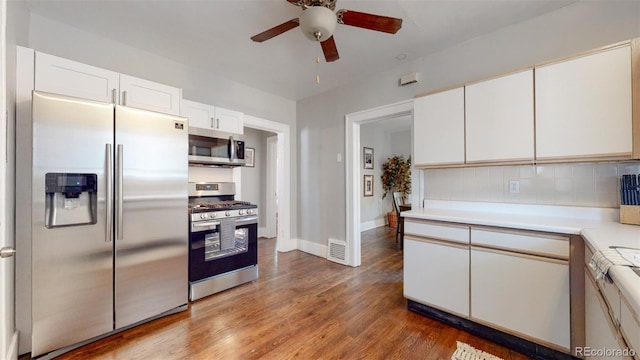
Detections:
[24, 0, 578, 101]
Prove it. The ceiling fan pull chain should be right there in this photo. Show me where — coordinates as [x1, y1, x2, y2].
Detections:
[316, 56, 320, 84]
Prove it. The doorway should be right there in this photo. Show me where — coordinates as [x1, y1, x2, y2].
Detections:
[345, 100, 418, 267]
[243, 115, 293, 252]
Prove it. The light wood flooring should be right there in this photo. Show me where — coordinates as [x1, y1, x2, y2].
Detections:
[37, 227, 532, 359]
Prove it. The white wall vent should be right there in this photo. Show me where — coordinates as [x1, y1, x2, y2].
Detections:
[327, 238, 348, 265]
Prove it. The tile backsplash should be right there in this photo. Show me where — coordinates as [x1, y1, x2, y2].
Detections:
[423, 161, 640, 208]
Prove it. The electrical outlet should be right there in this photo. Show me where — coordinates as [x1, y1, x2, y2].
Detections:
[509, 180, 520, 194]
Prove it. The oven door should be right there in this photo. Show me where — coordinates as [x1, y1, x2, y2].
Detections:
[189, 216, 258, 282]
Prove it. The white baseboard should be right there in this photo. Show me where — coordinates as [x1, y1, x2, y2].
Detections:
[277, 237, 298, 252]
[6, 331, 18, 360]
[297, 239, 327, 259]
[360, 217, 387, 231]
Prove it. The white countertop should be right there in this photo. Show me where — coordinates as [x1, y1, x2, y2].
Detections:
[403, 200, 640, 317]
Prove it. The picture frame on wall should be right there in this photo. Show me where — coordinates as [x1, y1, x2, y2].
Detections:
[363, 175, 374, 197]
[245, 148, 255, 167]
[363, 147, 374, 169]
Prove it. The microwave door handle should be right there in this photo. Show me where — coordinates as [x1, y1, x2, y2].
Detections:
[228, 136, 236, 160]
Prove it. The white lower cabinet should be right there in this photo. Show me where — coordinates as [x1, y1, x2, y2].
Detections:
[584, 271, 628, 360]
[404, 236, 469, 317]
[470, 247, 570, 351]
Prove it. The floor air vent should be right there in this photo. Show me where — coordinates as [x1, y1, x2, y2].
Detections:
[327, 238, 348, 265]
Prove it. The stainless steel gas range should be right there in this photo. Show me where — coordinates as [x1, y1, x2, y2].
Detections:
[188, 182, 258, 301]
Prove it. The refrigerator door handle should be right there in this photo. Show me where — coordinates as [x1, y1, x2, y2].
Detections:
[116, 144, 124, 241]
[106, 144, 113, 242]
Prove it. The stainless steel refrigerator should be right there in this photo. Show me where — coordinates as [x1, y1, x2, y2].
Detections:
[30, 91, 188, 357]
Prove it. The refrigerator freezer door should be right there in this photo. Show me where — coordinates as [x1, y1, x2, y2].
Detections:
[31, 91, 115, 357]
[114, 106, 188, 329]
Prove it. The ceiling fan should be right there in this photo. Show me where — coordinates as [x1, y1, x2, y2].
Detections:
[250, 0, 403, 62]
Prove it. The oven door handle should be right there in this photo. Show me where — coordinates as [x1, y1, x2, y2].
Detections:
[235, 216, 258, 226]
[192, 221, 221, 228]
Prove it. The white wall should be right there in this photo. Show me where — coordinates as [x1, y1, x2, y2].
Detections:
[297, 1, 640, 246]
[359, 127, 412, 230]
[359, 125, 387, 230]
[390, 130, 411, 161]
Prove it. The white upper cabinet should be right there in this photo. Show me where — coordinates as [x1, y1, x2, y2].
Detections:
[35, 52, 119, 104]
[465, 70, 534, 163]
[181, 100, 244, 134]
[119, 74, 181, 116]
[214, 107, 244, 134]
[35, 51, 181, 116]
[413, 87, 465, 166]
[535, 45, 633, 160]
[181, 99, 215, 130]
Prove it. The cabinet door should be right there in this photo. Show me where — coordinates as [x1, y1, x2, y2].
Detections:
[471, 247, 570, 350]
[119, 74, 181, 115]
[404, 237, 469, 317]
[181, 99, 215, 130]
[413, 87, 465, 166]
[35, 51, 119, 103]
[214, 107, 244, 134]
[535, 45, 632, 160]
[465, 70, 534, 163]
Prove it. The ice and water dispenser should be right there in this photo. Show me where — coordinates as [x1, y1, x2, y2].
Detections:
[45, 173, 98, 228]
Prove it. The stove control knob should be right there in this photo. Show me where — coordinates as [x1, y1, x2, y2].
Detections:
[247, 209, 253, 215]
[238, 210, 245, 215]
[225, 211, 231, 217]
[200, 214, 207, 219]
[211, 213, 216, 219]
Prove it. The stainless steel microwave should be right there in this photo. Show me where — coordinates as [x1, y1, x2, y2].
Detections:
[188, 127, 246, 167]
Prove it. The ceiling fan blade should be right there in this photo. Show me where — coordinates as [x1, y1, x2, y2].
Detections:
[337, 9, 402, 34]
[286, 0, 301, 5]
[320, 36, 339, 62]
[250, 19, 299, 42]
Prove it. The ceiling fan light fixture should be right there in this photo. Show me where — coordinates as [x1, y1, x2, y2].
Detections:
[299, 6, 337, 42]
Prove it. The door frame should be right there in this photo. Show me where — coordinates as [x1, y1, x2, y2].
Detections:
[265, 135, 277, 238]
[345, 100, 415, 267]
[243, 115, 293, 252]
[1, 0, 18, 357]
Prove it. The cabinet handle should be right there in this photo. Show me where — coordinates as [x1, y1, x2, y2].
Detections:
[470, 245, 568, 264]
[210, 117, 215, 129]
[122, 91, 127, 106]
[0, 247, 16, 258]
[216, 118, 220, 129]
[111, 89, 117, 104]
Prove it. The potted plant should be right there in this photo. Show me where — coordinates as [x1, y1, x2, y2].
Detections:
[380, 155, 411, 227]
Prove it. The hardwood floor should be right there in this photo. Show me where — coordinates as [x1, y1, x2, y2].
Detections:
[39, 227, 532, 359]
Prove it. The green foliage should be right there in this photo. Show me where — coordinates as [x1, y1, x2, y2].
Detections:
[380, 155, 411, 199]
